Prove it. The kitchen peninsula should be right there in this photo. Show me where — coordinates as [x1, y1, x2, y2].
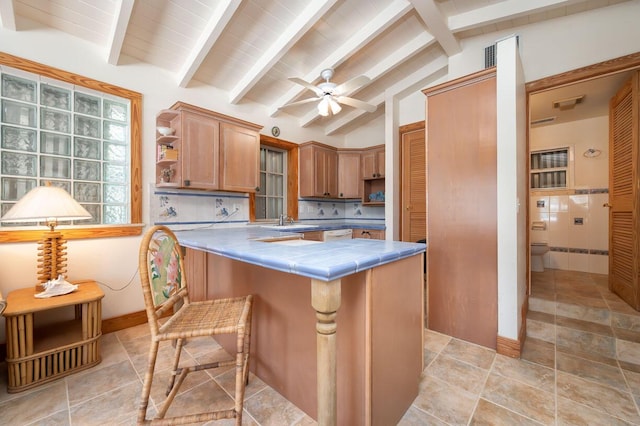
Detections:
[176, 226, 425, 426]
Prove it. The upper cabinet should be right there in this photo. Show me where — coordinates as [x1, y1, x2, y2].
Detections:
[299, 142, 338, 198]
[155, 102, 262, 192]
[361, 145, 385, 178]
[337, 150, 362, 198]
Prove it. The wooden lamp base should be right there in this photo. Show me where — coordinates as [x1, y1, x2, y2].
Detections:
[36, 229, 68, 292]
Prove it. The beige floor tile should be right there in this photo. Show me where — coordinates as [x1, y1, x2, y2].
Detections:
[67, 359, 139, 405]
[491, 354, 555, 393]
[481, 372, 555, 425]
[424, 329, 451, 353]
[214, 369, 267, 400]
[612, 311, 640, 332]
[556, 371, 640, 424]
[0, 381, 68, 425]
[556, 325, 616, 359]
[426, 354, 489, 395]
[440, 338, 495, 370]
[557, 397, 635, 425]
[398, 405, 449, 425]
[412, 374, 477, 425]
[555, 300, 610, 325]
[520, 336, 555, 369]
[556, 315, 613, 336]
[161, 379, 235, 420]
[556, 351, 627, 391]
[470, 398, 542, 426]
[526, 319, 556, 344]
[70, 381, 142, 425]
[243, 386, 311, 426]
[529, 297, 556, 315]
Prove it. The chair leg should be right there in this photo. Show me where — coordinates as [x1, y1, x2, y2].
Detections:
[137, 340, 160, 425]
[165, 338, 184, 396]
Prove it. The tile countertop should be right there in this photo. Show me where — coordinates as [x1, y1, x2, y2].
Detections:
[175, 227, 426, 282]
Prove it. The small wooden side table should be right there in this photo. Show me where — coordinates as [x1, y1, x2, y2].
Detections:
[3, 280, 104, 393]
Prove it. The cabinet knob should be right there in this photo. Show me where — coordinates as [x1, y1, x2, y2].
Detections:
[256, 187, 260, 192]
[184, 180, 190, 187]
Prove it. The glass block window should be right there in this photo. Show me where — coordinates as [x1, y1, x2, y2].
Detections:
[256, 146, 286, 220]
[0, 68, 131, 226]
[530, 147, 573, 190]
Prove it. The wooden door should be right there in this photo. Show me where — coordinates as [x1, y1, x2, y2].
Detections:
[609, 72, 640, 310]
[181, 111, 219, 189]
[220, 122, 259, 192]
[400, 123, 426, 242]
[424, 69, 498, 349]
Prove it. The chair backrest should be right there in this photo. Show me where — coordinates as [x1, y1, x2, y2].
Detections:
[138, 225, 189, 334]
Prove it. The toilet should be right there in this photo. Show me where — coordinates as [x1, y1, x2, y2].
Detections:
[530, 242, 549, 272]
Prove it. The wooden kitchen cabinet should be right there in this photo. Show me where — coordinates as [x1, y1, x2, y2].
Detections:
[220, 122, 260, 192]
[337, 150, 362, 198]
[354, 228, 385, 240]
[156, 102, 261, 192]
[299, 142, 338, 198]
[361, 145, 385, 178]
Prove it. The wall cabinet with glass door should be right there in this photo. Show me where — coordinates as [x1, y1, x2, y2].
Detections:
[155, 102, 261, 192]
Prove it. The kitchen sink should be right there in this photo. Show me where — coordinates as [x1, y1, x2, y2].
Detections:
[260, 224, 319, 230]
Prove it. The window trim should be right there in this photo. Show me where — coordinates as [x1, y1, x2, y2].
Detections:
[0, 52, 142, 242]
[251, 135, 298, 222]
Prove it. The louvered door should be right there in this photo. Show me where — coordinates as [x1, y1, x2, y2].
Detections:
[609, 72, 640, 310]
[401, 125, 426, 242]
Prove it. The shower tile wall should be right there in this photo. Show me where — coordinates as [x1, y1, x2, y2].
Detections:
[530, 191, 609, 274]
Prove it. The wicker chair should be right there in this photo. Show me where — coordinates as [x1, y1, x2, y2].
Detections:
[137, 225, 253, 425]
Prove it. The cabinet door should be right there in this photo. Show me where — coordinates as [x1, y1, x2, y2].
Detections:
[324, 148, 338, 197]
[361, 151, 377, 179]
[375, 148, 385, 177]
[356, 229, 385, 239]
[220, 122, 259, 192]
[300, 144, 338, 197]
[338, 151, 361, 198]
[181, 112, 219, 189]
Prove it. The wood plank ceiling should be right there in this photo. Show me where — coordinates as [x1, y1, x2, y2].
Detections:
[0, 0, 631, 135]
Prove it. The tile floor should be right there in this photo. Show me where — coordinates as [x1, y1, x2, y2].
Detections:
[1, 269, 640, 425]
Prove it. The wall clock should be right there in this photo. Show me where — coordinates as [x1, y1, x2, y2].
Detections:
[271, 126, 280, 137]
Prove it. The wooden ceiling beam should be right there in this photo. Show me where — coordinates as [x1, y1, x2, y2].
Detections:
[268, 0, 413, 117]
[106, 0, 134, 65]
[228, 0, 337, 104]
[177, 0, 241, 88]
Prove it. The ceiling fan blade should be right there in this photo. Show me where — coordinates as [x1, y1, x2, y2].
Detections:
[288, 77, 323, 96]
[334, 75, 370, 95]
[278, 97, 320, 110]
[336, 96, 377, 113]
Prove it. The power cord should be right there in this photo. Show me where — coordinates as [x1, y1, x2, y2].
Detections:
[95, 266, 139, 292]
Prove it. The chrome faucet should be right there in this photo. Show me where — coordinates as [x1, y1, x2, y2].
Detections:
[279, 214, 294, 226]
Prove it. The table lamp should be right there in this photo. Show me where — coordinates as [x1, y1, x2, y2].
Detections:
[0, 183, 92, 291]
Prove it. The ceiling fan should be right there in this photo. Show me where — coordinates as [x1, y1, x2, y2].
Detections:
[280, 68, 377, 116]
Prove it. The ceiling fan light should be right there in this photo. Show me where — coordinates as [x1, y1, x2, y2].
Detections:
[328, 97, 342, 115]
[318, 97, 330, 116]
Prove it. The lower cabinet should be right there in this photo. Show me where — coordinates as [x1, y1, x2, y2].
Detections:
[355, 229, 385, 240]
[183, 246, 207, 301]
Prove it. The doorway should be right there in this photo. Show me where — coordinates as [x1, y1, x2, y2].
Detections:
[526, 52, 640, 298]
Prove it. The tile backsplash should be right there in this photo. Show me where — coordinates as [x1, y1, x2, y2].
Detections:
[150, 186, 384, 230]
[530, 189, 608, 274]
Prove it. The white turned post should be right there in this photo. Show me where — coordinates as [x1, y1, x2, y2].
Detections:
[311, 278, 341, 426]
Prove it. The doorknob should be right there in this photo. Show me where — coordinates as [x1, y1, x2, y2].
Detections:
[603, 203, 612, 208]
[406, 205, 410, 211]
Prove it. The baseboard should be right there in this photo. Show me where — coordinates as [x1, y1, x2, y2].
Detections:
[496, 335, 521, 358]
[101, 310, 149, 334]
[496, 296, 528, 358]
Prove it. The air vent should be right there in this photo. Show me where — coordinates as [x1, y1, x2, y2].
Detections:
[484, 44, 496, 68]
[531, 116, 557, 126]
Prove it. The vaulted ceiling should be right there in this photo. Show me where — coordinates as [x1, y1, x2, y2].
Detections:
[0, 0, 630, 135]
